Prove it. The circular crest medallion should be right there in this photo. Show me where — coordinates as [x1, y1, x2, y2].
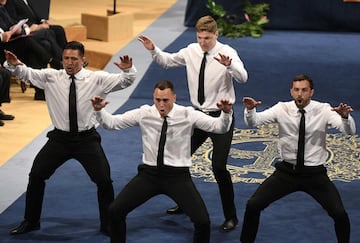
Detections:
[191, 124, 360, 184]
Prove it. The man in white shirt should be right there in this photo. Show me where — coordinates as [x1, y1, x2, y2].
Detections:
[91, 80, 233, 243]
[4, 41, 137, 236]
[240, 74, 355, 243]
[138, 15, 248, 232]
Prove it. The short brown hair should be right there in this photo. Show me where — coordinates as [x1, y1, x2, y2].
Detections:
[154, 80, 175, 92]
[64, 41, 85, 57]
[292, 74, 314, 89]
[195, 15, 218, 33]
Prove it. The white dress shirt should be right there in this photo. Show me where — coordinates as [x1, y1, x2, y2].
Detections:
[244, 100, 356, 166]
[5, 63, 137, 131]
[150, 41, 248, 112]
[95, 103, 232, 167]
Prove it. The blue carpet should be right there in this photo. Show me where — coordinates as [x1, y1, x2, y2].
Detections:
[1, 29, 359, 242]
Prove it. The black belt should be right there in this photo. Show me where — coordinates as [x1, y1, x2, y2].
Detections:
[47, 127, 97, 142]
[53, 127, 96, 136]
[138, 164, 190, 177]
[275, 161, 326, 175]
[196, 108, 221, 117]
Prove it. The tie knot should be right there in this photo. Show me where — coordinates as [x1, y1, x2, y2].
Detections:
[299, 109, 305, 115]
[70, 75, 75, 80]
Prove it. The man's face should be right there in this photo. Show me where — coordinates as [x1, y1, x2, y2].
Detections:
[290, 80, 314, 109]
[196, 31, 218, 52]
[62, 49, 84, 75]
[153, 88, 176, 117]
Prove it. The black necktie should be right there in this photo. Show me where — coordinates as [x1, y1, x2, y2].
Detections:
[69, 75, 78, 133]
[157, 117, 167, 167]
[296, 109, 305, 169]
[198, 52, 207, 105]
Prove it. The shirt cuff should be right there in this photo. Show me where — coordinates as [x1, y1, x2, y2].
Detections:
[3, 61, 17, 71]
[24, 26, 30, 35]
[122, 65, 137, 73]
[150, 46, 161, 55]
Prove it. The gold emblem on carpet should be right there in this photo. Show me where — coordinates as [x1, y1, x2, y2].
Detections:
[191, 124, 360, 183]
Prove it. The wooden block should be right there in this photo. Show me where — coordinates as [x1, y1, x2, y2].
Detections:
[64, 25, 87, 41]
[81, 12, 133, 42]
[85, 50, 113, 70]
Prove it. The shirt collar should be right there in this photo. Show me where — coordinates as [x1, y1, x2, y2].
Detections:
[155, 103, 177, 119]
[67, 68, 87, 80]
[166, 104, 177, 119]
[207, 41, 220, 56]
[291, 100, 314, 113]
[197, 41, 219, 56]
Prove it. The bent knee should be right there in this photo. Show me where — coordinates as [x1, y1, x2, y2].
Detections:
[108, 201, 128, 219]
[246, 198, 265, 212]
[331, 208, 349, 222]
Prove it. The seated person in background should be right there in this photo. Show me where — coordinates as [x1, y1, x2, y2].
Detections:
[0, 66, 14, 126]
[0, 0, 52, 100]
[11, 0, 67, 49]
[5, 0, 64, 69]
[91, 80, 234, 243]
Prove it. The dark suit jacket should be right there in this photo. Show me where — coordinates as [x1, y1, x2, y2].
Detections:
[8, 0, 41, 26]
[5, 0, 65, 69]
[27, 0, 50, 20]
[8, 0, 67, 52]
[0, 5, 50, 68]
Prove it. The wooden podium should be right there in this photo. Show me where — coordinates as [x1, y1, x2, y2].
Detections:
[81, 11, 133, 42]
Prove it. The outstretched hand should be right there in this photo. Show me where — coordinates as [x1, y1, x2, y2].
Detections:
[332, 103, 353, 119]
[91, 96, 109, 111]
[214, 53, 232, 67]
[4, 50, 23, 66]
[137, 35, 155, 50]
[114, 55, 133, 70]
[216, 99, 233, 113]
[242, 97, 262, 110]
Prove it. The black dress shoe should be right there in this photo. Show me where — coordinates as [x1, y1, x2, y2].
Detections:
[9, 220, 40, 235]
[166, 205, 184, 214]
[220, 217, 238, 232]
[0, 120, 4, 126]
[0, 110, 14, 120]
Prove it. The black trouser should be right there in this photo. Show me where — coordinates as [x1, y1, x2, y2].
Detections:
[0, 68, 11, 104]
[24, 128, 114, 228]
[109, 164, 210, 243]
[31, 28, 63, 69]
[191, 110, 237, 221]
[49, 25, 68, 49]
[240, 161, 350, 243]
[1, 36, 51, 98]
[2, 36, 50, 69]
